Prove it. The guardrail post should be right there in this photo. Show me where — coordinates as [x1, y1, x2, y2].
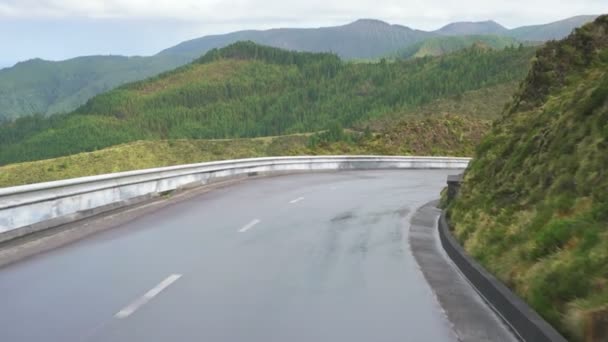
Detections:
[446, 173, 463, 203]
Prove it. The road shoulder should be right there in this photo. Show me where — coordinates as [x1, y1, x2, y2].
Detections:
[409, 201, 518, 342]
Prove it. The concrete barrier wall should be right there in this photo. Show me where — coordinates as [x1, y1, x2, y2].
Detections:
[0, 156, 469, 243]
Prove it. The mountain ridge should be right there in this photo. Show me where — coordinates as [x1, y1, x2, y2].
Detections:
[0, 14, 599, 121]
[508, 14, 600, 41]
[158, 18, 434, 60]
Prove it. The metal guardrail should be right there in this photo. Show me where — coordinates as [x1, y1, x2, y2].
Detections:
[0, 156, 470, 243]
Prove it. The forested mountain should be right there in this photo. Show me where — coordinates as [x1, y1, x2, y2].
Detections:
[435, 21, 508, 36]
[0, 55, 188, 121]
[0, 15, 595, 121]
[0, 42, 536, 165]
[396, 35, 522, 58]
[448, 15, 608, 341]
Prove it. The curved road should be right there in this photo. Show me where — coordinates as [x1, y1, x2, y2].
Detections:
[0, 170, 512, 341]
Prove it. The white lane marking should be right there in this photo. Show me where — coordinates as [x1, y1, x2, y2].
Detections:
[239, 219, 261, 233]
[289, 197, 305, 204]
[115, 274, 182, 319]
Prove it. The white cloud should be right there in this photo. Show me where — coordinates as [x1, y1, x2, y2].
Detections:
[0, 0, 606, 28]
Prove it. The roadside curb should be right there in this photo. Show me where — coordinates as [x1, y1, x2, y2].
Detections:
[437, 213, 567, 342]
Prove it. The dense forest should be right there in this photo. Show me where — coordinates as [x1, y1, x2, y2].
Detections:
[448, 15, 608, 340]
[0, 42, 535, 165]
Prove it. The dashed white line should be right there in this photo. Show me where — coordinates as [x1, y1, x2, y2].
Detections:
[114, 274, 182, 319]
[289, 197, 305, 204]
[238, 219, 261, 233]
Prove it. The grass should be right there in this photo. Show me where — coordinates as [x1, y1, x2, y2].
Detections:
[448, 16, 608, 341]
[361, 82, 519, 130]
[0, 114, 489, 188]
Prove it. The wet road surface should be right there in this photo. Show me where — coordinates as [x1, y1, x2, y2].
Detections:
[0, 170, 505, 341]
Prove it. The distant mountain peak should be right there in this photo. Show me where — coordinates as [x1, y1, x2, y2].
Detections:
[436, 20, 508, 36]
[345, 18, 419, 31]
[441, 19, 504, 26]
[349, 18, 391, 26]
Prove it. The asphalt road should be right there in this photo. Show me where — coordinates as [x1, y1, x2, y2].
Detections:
[0, 170, 508, 342]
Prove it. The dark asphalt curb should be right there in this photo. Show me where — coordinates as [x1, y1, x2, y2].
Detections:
[438, 213, 567, 342]
[410, 202, 517, 341]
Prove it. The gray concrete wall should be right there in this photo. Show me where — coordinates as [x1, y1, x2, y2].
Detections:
[0, 156, 469, 243]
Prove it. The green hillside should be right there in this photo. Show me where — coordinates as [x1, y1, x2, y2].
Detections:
[0, 42, 535, 166]
[0, 114, 489, 188]
[0, 55, 187, 121]
[396, 35, 523, 58]
[363, 81, 521, 129]
[0, 16, 593, 122]
[448, 15, 608, 340]
[1, 19, 434, 122]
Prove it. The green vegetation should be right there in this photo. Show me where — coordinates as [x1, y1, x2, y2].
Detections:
[0, 19, 434, 121]
[0, 42, 535, 166]
[1, 16, 592, 121]
[361, 81, 520, 129]
[448, 15, 608, 340]
[396, 35, 523, 59]
[0, 114, 489, 187]
[0, 55, 188, 121]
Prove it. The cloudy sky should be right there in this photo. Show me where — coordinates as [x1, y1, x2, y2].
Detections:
[1, 0, 606, 67]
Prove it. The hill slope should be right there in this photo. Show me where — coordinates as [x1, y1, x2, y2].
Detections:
[396, 35, 522, 58]
[448, 15, 608, 340]
[0, 42, 535, 166]
[0, 114, 490, 188]
[0, 55, 187, 121]
[0, 15, 595, 121]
